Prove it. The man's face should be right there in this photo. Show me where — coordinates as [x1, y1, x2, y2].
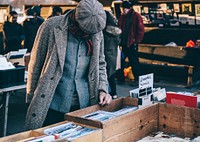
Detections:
[33, 12, 37, 19]
[122, 8, 130, 14]
[10, 14, 18, 23]
[55, 12, 62, 16]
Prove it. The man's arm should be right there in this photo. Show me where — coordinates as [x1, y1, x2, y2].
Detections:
[98, 33, 112, 105]
[135, 14, 144, 44]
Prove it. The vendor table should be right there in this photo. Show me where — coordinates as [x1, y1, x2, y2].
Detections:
[0, 84, 26, 137]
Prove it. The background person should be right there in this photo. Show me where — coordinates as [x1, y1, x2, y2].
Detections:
[103, 10, 121, 99]
[31, 5, 44, 23]
[118, 0, 144, 85]
[2, 11, 25, 54]
[48, 6, 63, 19]
[23, 8, 43, 52]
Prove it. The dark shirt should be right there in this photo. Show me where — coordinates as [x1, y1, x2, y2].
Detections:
[3, 21, 25, 54]
[23, 18, 43, 52]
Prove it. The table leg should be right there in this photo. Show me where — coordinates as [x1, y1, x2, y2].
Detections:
[0, 92, 10, 137]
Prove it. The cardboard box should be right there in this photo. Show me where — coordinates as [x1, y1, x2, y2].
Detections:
[65, 98, 200, 142]
[35, 120, 102, 142]
[0, 131, 43, 142]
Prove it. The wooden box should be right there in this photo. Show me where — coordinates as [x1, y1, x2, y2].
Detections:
[35, 120, 103, 142]
[0, 121, 102, 142]
[0, 131, 43, 142]
[65, 97, 143, 142]
[65, 97, 200, 142]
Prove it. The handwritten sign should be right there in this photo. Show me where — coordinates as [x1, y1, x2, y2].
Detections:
[139, 73, 153, 90]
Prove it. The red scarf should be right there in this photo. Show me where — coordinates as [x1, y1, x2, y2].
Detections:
[69, 11, 93, 56]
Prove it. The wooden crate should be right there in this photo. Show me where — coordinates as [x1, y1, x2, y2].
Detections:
[0, 131, 43, 142]
[159, 103, 200, 138]
[0, 121, 102, 142]
[35, 120, 103, 142]
[65, 97, 158, 142]
[65, 98, 200, 142]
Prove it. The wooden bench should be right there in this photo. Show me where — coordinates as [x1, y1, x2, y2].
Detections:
[138, 44, 200, 87]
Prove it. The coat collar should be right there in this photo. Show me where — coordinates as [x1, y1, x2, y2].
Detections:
[54, 10, 102, 74]
[54, 10, 74, 71]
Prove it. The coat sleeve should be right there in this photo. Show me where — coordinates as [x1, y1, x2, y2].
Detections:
[135, 13, 144, 43]
[26, 22, 49, 103]
[98, 33, 108, 94]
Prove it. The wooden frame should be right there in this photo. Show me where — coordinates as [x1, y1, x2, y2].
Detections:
[65, 99, 200, 141]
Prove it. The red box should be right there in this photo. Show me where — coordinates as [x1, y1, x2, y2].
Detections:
[166, 92, 197, 108]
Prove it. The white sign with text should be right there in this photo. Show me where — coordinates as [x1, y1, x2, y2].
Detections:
[139, 73, 153, 90]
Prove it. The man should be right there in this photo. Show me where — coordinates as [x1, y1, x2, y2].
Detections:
[25, 0, 112, 130]
[118, 1, 144, 84]
[3, 11, 25, 54]
[31, 5, 44, 22]
[23, 8, 43, 52]
[48, 6, 63, 19]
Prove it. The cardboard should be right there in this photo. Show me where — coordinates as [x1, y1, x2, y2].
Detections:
[166, 92, 197, 108]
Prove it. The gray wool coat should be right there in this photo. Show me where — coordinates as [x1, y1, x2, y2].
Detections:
[25, 11, 108, 130]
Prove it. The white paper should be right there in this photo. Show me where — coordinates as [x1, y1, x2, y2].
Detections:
[153, 88, 166, 101]
[6, 48, 27, 60]
[139, 73, 154, 90]
[179, 14, 189, 24]
[196, 16, 200, 25]
[0, 57, 15, 70]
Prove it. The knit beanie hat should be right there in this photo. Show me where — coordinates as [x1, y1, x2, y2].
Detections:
[121, 1, 131, 9]
[75, 0, 106, 34]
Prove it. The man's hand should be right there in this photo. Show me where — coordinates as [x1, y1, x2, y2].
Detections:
[99, 91, 112, 106]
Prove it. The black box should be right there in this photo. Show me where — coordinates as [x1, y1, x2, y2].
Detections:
[0, 65, 25, 89]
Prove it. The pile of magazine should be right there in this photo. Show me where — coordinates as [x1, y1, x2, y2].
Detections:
[82, 106, 138, 122]
[43, 122, 97, 141]
[18, 122, 98, 142]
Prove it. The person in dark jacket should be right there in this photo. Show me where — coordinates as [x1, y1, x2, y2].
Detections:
[23, 8, 43, 52]
[3, 11, 25, 54]
[103, 11, 121, 99]
[48, 6, 63, 19]
[31, 5, 44, 22]
[118, 1, 144, 85]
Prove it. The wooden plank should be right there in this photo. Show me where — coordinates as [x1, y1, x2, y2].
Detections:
[105, 120, 157, 142]
[102, 103, 159, 141]
[69, 129, 102, 142]
[0, 131, 43, 142]
[122, 97, 138, 107]
[159, 103, 200, 138]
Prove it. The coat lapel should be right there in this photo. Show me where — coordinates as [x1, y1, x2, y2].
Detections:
[54, 28, 67, 71]
[53, 12, 71, 72]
